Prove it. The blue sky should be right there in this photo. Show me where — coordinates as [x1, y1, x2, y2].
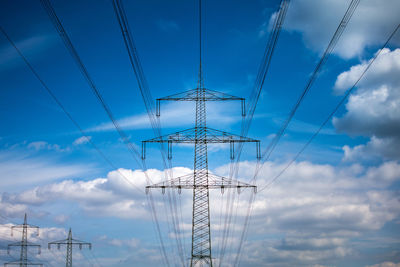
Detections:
[0, 0, 400, 266]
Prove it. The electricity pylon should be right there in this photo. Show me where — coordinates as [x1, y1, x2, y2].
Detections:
[48, 228, 92, 267]
[143, 60, 259, 267]
[143, 75, 260, 267]
[5, 213, 43, 267]
[143, 0, 259, 265]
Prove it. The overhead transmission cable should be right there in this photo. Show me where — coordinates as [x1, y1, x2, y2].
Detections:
[38, 4, 169, 261]
[258, 22, 400, 193]
[40, 0, 171, 264]
[0, 25, 145, 195]
[39, 0, 146, 172]
[252, 0, 360, 180]
[235, 0, 290, 166]
[111, 0, 185, 265]
[218, 1, 290, 265]
[234, 0, 360, 265]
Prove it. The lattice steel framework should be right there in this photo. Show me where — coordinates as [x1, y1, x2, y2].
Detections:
[48, 228, 92, 267]
[144, 85, 259, 266]
[143, 0, 259, 265]
[5, 214, 42, 267]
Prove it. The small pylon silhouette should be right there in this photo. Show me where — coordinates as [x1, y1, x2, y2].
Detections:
[5, 213, 42, 267]
[48, 228, 92, 267]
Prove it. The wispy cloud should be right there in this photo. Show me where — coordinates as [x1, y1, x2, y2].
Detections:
[73, 136, 92, 146]
[156, 19, 180, 32]
[0, 34, 55, 71]
[0, 150, 93, 190]
[88, 102, 241, 132]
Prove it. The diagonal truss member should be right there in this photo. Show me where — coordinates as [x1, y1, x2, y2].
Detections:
[145, 87, 259, 266]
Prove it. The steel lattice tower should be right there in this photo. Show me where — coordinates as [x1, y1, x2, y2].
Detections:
[143, 1, 259, 265]
[5, 214, 42, 267]
[143, 74, 260, 267]
[48, 228, 92, 267]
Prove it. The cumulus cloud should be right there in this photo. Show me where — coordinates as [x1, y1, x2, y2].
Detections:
[4, 167, 192, 219]
[3, 159, 400, 266]
[278, 0, 400, 58]
[215, 160, 400, 265]
[0, 201, 27, 219]
[333, 48, 400, 160]
[367, 263, 400, 267]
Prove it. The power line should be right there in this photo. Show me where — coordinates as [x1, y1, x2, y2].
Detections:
[0, 25, 145, 195]
[252, 0, 360, 181]
[111, 0, 184, 264]
[258, 22, 400, 194]
[231, 0, 360, 264]
[218, 1, 290, 265]
[39, 0, 145, 170]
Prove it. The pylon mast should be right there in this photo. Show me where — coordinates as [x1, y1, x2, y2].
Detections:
[5, 214, 42, 267]
[48, 228, 92, 267]
[143, 0, 259, 266]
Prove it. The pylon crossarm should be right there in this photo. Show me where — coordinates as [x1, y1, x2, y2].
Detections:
[158, 88, 243, 102]
[156, 88, 246, 116]
[49, 241, 91, 247]
[8, 242, 40, 247]
[71, 239, 91, 245]
[146, 173, 256, 193]
[141, 126, 260, 160]
[5, 262, 43, 267]
[48, 239, 68, 245]
[144, 127, 258, 144]
[11, 224, 39, 229]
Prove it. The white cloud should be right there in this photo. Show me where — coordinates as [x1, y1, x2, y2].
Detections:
[108, 237, 140, 248]
[3, 159, 400, 266]
[0, 201, 27, 218]
[0, 151, 92, 189]
[27, 141, 68, 152]
[89, 101, 241, 132]
[280, 0, 400, 58]
[367, 263, 400, 267]
[5, 167, 192, 219]
[214, 160, 400, 265]
[343, 136, 400, 162]
[333, 48, 400, 160]
[73, 136, 92, 146]
[53, 214, 69, 224]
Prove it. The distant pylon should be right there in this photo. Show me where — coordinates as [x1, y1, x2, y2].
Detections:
[5, 213, 43, 267]
[48, 228, 92, 267]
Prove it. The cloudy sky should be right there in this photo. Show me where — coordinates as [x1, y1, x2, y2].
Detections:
[0, 0, 399, 266]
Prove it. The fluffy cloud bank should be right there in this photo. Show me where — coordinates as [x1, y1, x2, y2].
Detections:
[333, 48, 400, 161]
[215, 160, 400, 266]
[281, 0, 400, 58]
[2, 159, 399, 266]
